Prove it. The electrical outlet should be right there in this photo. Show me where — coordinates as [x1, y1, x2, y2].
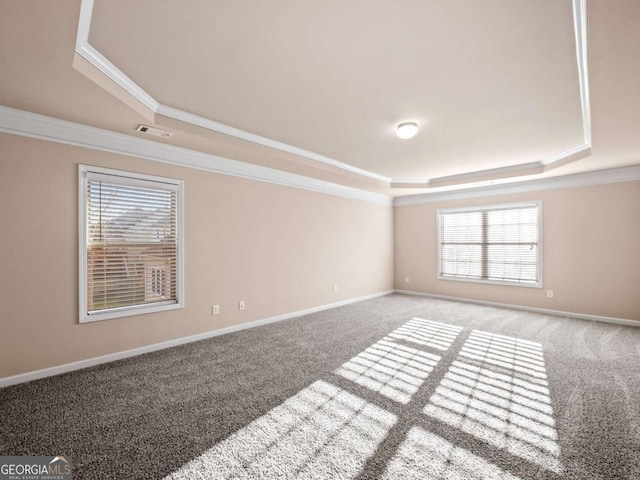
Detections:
[212, 304, 220, 315]
[333, 285, 338, 293]
[546, 290, 554, 299]
[405, 276, 410, 283]
[239, 300, 245, 310]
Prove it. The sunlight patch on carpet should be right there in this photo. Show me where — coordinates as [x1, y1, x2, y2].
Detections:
[382, 426, 522, 480]
[335, 338, 440, 403]
[386, 317, 463, 351]
[423, 331, 562, 473]
[163, 380, 396, 480]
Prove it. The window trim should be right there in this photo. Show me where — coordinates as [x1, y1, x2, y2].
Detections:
[436, 201, 543, 288]
[78, 164, 185, 323]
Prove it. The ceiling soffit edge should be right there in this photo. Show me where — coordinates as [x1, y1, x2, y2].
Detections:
[0, 105, 393, 206]
[393, 165, 640, 206]
[74, 0, 592, 191]
[391, 144, 592, 188]
[1, 105, 635, 208]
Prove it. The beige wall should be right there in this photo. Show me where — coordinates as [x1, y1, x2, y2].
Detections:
[2, 129, 639, 380]
[0, 133, 394, 378]
[394, 182, 640, 321]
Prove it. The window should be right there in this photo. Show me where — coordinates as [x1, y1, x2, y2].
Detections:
[437, 202, 541, 287]
[79, 165, 183, 322]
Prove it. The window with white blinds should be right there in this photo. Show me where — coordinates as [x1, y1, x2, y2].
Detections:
[79, 165, 183, 322]
[437, 202, 541, 287]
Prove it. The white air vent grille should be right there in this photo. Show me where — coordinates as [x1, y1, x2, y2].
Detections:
[135, 124, 173, 138]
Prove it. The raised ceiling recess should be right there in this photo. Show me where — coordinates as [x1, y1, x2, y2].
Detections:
[74, 0, 591, 190]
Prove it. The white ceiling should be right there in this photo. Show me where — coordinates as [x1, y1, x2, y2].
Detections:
[88, 0, 584, 184]
[1, 0, 639, 196]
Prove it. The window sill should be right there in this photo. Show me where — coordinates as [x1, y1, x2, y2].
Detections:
[80, 301, 183, 324]
[437, 275, 542, 289]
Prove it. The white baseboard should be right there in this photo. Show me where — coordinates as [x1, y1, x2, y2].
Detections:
[395, 289, 640, 327]
[0, 290, 394, 389]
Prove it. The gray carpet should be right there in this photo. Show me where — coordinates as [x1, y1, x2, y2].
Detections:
[1, 294, 639, 479]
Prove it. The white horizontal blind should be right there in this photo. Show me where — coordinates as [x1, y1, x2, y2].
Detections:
[439, 203, 540, 285]
[85, 172, 179, 315]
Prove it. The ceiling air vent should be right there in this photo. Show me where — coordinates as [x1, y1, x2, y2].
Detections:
[135, 124, 173, 138]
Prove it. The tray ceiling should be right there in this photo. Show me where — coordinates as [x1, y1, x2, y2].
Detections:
[81, 0, 588, 187]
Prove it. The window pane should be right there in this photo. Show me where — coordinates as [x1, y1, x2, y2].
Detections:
[487, 245, 538, 283]
[440, 245, 483, 279]
[487, 208, 538, 244]
[83, 169, 181, 319]
[441, 212, 482, 243]
[438, 204, 540, 285]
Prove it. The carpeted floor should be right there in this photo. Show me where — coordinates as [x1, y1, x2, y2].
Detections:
[1, 294, 639, 479]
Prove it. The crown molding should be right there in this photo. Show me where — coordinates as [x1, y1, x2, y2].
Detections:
[74, 0, 389, 184]
[392, 144, 593, 189]
[76, 43, 159, 114]
[391, 0, 592, 188]
[393, 164, 640, 206]
[155, 105, 391, 182]
[573, 0, 591, 145]
[1, 106, 634, 208]
[75, 0, 591, 191]
[391, 161, 543, 189]
[75, 0, 159, 113]
[0, 105, 392, 206]
[540, 143, 591, 166]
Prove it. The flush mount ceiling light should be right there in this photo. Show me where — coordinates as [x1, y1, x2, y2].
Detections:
[396, 122, 418, 139]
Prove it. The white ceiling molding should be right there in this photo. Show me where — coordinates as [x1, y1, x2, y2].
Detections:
[3, 106, 634, 209]
[155, 105, 391, 182]
[573, 0, 591, 145]
[74, 0, 389, 184]
[75, 0, 159, 113]
[74, 0, 592, 191]
[0, 105, 392, 206]
[391, 161, 544, 189]
[393, 165, 640, 206]
[540, 143, 591, 166]
[392, 0, 592, 188]
[391, 145, 593, 189]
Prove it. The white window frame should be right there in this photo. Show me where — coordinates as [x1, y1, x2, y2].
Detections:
[436, 201, 543, 288]
[79, 165, 184, 323]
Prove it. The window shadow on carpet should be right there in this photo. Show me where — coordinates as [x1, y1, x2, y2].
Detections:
[1, 300, 574, 480]
[163, 380, 397, 479]
[422, 331, 561, 474]
[335, 338, 440, 404]
[160, 317, 563, 479]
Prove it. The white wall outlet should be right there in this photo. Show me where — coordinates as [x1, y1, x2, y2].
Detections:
[546, 290, 554, 299]
[405, 276, 410, 283]
[239, 300, 245, 310]
[333, 285, 338, 293]
[212, 304, 220, 315]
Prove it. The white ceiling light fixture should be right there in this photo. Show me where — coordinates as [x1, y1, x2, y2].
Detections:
[396, 122, 418, 139]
